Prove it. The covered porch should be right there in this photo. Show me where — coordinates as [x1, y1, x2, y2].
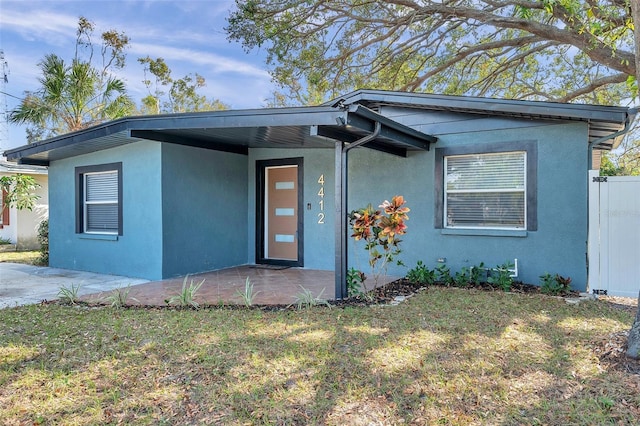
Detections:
[83, 266, 335, 306]
[81, 266, 401, 306]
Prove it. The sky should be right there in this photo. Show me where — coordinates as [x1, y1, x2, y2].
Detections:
[0, 0, 276, 151]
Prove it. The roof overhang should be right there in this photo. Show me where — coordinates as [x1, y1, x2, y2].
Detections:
[3, 105, 437, 166]
[0, 159, 48, 174]
[334, 89, 637, 150]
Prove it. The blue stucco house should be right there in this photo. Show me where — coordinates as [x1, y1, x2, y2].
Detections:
[4, 90, 636, 298]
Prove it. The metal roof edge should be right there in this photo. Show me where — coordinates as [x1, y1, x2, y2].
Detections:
[334, 89, 633, 123]
[3, 106, 346, 162]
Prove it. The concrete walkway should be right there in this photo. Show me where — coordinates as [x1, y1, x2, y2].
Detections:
[0, 263, 148, 309]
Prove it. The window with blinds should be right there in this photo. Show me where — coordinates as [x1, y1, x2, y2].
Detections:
[444, 151, 526, 229]
[84, 170, 119, 233]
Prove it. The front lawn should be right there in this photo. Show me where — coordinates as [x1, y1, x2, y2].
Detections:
[0, 250, 42, 265]
[0, 288, 638, 424]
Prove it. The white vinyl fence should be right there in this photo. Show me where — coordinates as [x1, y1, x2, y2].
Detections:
[588, 170, 640, 297]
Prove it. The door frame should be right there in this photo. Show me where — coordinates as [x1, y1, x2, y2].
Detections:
[256, 157, 304, 267]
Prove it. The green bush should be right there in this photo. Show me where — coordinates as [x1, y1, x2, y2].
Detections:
[435, 263, 453, 285]
[540, 273, 572, 295]
[37, 219, 49, 266]
[346, 267, 366, 297]
[406, 261, 435, 286]
[487, 261, 514, 292]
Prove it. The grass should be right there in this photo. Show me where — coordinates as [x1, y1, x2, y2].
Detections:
[0, 288, 639, 424]
[0, 250, 41, 265]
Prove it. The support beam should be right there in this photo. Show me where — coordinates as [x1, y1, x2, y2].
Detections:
[334, 121, 381, 300]
[334, 140, 347, 299]
[130, 130, 249, 155]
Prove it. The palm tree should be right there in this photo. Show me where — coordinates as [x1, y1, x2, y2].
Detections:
[10, 54, 134, 142]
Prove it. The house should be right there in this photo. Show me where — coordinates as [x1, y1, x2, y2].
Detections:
[3, 90, 635, 298]
[0, 159, 48, 250]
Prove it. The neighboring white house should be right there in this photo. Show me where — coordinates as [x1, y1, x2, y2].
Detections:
[0, 159, 48, 250]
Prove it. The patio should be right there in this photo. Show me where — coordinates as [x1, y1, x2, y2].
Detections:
[82, 266, 337, 306]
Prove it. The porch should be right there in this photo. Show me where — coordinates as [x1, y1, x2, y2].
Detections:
[83, 266, 337, 306]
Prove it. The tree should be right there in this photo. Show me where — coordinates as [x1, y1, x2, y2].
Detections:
[601, 124, 640, 176]
[625, 0, 640, 350]
[10, 17, 134, 142]
[0, 175, 40, 212]
[138, 56, 229, 114]
[227, 0, 638, 105]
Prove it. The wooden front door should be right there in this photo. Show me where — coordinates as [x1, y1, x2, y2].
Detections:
[257, 158, 303, 266]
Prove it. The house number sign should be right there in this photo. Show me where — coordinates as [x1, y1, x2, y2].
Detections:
[317, 174, 325, 224]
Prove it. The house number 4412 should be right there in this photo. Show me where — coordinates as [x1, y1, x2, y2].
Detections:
[317, 174, 325, 224]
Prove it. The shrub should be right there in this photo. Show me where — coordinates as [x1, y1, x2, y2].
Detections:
[453, 267, 472, 287]
[346, 267, 365, 297]
[469, 262, 486, 285]
[236, 277, 260, 306]
[58, 283, 82, 305]
[435, 263, 453, 285]
[166, 275, 205, 308]
[540, 273, 572, 295]
[292, 286, 331, 309]
[487, 261, 514, 292]
[406, 261, 435, 286]
[103, 285, 136, 308]
[349, 195, 409, 288]
[37, 219, 49, 266]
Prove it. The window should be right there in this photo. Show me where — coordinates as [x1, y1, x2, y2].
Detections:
[445, 152, 526, 229]
[435, 141, 537, 232]
[76, 163, 122, 235]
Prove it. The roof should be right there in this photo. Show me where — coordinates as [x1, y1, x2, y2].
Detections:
[3, 104, 436, 166]
[0, 159, 48, 175]
[333, 89, 637, 150]
[4, 89, 635, 166]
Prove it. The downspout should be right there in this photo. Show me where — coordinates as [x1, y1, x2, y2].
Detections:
[335, 121, 381, 300]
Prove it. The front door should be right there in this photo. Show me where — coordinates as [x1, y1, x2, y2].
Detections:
[257, 158, 303, 266]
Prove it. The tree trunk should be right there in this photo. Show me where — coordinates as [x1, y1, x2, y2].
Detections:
[627, 291, 640, 359]
[633, 0, 640, 86]
[626, 1, 640, 360]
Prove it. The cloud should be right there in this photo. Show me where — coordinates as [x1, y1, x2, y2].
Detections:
[130, 43, 269, 78]
[0, 8, 78, 46]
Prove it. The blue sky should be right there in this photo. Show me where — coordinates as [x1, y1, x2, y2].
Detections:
[0, 0, 275, 150]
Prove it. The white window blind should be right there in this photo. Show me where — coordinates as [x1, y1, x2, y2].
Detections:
[445, 152, 526, 229]
[84, 171, 118, 233]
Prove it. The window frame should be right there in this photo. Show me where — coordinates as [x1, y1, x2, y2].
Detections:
[75, 163, 123, 236]
[435, 141, 537, 232]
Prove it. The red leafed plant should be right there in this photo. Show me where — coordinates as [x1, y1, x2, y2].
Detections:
[349, 195, 409, 289]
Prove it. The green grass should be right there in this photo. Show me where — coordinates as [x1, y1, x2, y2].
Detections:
[0, 250, 42, 265]
[0, 288, 638, 424]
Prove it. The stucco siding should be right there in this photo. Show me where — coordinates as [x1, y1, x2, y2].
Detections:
[48, 141, 163, 279]
[160, 143, 249, 278]
[348, 120, 590, 289]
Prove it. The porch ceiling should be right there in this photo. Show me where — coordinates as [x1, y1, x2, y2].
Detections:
[4, 105, 436, 166]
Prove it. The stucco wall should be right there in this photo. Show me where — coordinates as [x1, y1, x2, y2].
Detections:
[249, 116, 590, 291]
[160, 143, 249, 278]
[43, 109, 592, 289]
[48, 141, 163, 279]
[346, 116, 590, 290]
